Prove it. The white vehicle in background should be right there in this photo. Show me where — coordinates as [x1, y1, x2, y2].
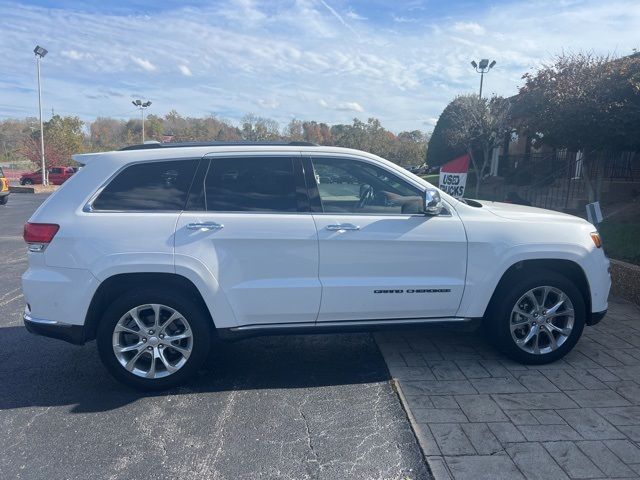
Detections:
[22, 142, 610, 389]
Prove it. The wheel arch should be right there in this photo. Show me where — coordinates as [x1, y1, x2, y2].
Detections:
[483, 259, 591, 319]
[83, 272, 215, 342]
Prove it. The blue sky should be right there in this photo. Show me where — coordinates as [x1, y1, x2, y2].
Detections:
[1, 0, 638, 132]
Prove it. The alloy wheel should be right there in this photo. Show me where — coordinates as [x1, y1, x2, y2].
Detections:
[112, 304, 193, 379]
[509, 286, 575, 355]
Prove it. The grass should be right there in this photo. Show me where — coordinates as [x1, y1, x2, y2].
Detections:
[598, 222, 640, 265]
[420, 174, 440, 184]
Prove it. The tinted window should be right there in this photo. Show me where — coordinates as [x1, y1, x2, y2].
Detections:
[204, 157, 297, 212]
[312, 157, 422, 214]
[93, 159, 198, 211]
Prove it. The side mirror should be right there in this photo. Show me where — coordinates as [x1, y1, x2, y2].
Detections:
[424, 188, 444, 215]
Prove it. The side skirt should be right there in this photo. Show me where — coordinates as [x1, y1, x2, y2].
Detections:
[217, 317, 480, 341]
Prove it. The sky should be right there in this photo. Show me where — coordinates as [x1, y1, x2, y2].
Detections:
[0, 0, 639, 132]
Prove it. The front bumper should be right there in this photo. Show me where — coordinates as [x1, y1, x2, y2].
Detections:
[587, 309, 607, 326]
[24, 308, 85, 345]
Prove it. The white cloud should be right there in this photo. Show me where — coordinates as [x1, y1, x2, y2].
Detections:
[178, 64, 192, 76]
[345, 9, 367, 21]
[336, 101, 364, 112]
[392, 15, 418, 23]
[1, 0, 639, 131]
[452, 21, 486, 35]
[131, 56, 156, 72]
[258, 98, 280, 109]
[61, 49, 89, 60]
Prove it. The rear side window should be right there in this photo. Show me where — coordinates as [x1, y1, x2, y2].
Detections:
[204, 157, 297, 212]
[93, 159, 198, 211]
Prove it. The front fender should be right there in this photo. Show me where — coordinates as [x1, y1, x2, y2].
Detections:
[457, 242, 599, 318]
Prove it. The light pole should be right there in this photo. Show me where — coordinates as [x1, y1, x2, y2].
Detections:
[34, 45, 48, 185]
[132, 99, 152, 142]
[470, 59, 496, 98]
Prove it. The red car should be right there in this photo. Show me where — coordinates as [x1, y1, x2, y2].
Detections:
[20, 167, 76, 186]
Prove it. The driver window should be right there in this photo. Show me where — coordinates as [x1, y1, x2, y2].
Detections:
[311, 157, 423, 214]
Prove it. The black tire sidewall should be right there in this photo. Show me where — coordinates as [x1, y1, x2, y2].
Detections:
[97, 288, 211, 390]
[487, 269, 586, 364]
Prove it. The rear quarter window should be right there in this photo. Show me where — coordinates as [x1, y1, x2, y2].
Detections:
[92, 159, 199, 211]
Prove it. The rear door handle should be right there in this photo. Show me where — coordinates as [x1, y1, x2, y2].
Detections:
[187, 222, 224, 231]
[326, 223, 360, 231]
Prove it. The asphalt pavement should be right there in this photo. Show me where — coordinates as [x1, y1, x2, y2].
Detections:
[0, 193, 430, 480]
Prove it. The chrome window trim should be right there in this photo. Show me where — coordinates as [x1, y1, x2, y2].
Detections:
[83, 157, 201, 213]
[82, 152, 454, 218]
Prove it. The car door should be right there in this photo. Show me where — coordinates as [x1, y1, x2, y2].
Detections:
[307, 155, 467, 322]
[48, 168, 63, 185]
[174, 154, 321, 326]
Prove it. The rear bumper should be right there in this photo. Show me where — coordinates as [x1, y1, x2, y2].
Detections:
[587, 309, 607, 326]
[24, 308, 85, 345]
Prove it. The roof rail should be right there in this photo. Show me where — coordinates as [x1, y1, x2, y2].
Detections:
[119, 141, 318, 151]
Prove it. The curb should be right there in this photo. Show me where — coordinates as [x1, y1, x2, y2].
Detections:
[9, 186, 35, 193]
[392, 378, 452, 480]
[610, 259, 640, 306]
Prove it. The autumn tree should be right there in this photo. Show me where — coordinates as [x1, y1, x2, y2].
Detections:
[241, 114, 280, 141]
[21, 115, 84, 168]
[516, 52, 640, 201]
[444, 94, 512, 197]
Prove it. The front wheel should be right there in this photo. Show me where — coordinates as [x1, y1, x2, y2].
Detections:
[0, 196, 7, 205]
[22, 178, 34, 185]
[97, 288, 211, 390]
[486, 269, 585, 364]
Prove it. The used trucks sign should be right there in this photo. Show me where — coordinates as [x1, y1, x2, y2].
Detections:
[439, 154, 470, 198]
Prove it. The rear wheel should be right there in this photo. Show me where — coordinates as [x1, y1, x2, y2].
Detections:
[486, 269, 585, 364]
[97, 288, 211, 390]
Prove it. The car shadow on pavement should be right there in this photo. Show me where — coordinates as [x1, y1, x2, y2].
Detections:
[0, 326, 392, 413]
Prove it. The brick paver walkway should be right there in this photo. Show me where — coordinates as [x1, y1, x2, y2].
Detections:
[375, 298, 640, 479]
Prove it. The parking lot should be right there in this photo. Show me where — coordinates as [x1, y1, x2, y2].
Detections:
[0, 194, 430, 480]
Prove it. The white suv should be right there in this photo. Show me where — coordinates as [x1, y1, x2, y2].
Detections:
[22, 142, 611, 389]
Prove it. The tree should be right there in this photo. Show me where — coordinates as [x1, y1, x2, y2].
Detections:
[444, 95, 512, 197]
[241, 114, 280, 141]
[517, 52, 640, 201]
[0, 118, 33, 163]
[89, 117, 125, 151]
[21, 115, 84, 168]
[426, 100, 468, 168]
[395, 130, 428, 166]
[284, 119, 304, 141]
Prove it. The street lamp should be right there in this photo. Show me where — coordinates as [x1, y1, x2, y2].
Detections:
[132, 99, 152, 142]
[470, 59, 496, 98]
[34, 45, 48, 185]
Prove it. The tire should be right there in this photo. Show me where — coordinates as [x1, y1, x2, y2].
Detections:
[0, 196, 7, 205]
[97, 287, 211, 390]
[22, 179, 34, 185]
[485, 268, 585, 364]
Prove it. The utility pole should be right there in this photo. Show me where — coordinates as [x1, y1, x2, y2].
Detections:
[470, 59, 496, 98]
[34, 45, 48, 185]
[132, 100, 152, 143]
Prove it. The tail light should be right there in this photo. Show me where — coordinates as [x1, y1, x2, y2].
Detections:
[23, 222, 59, 245]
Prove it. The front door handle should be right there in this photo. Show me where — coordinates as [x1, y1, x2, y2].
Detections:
[326, 223, 360, 231]
[187, 222, 224, 231]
